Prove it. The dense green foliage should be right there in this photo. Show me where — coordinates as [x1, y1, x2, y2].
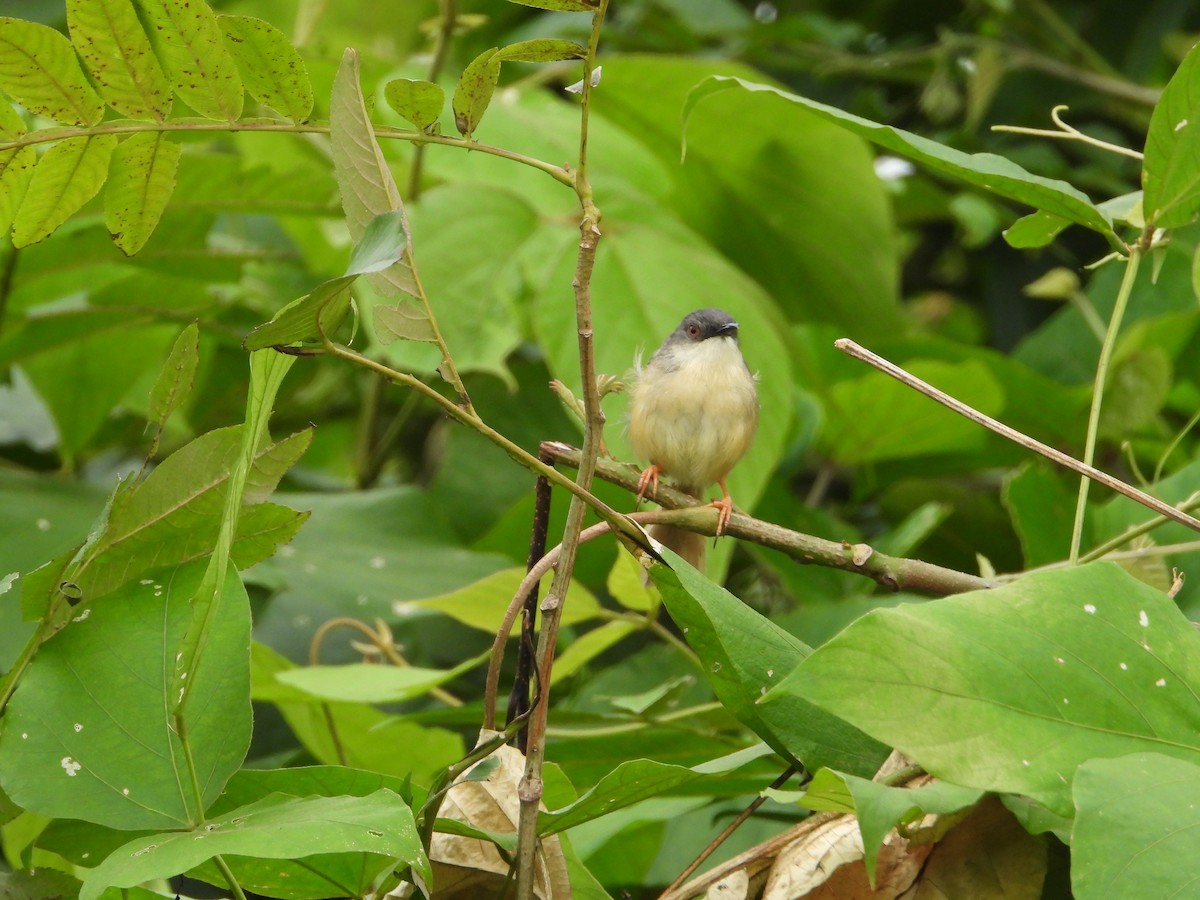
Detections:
[3, 1, 1200, 898]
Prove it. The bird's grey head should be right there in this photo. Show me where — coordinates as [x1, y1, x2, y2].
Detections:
[669, 308, 740, 345]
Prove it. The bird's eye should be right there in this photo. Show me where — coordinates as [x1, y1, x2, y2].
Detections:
[687, 324, 700, 338]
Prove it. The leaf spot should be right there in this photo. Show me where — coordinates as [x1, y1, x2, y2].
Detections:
[36, 518, 50, 531]
[1054, 656, 1064, 665]
[369, 556, 386, 569]
[1022, 759, 1029, 766]
[122, 788, 130, 795]
[1083, 603, 1096, 614]
[1120, 662, 1128, 670]
[73, 723, 83, 732]
[1139, 610, 1149, 627]
[61, 757, 82, 777]
[1156, 678, 1167, 687]
[1176, 119, 1189, 132]
[711, 662, 721, 672]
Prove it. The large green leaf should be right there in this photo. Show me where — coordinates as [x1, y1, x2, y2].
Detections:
[136, 0, 243, 120]
[1142, 40, 1200, 229]
[66, 0, 172, 120]
[66, 425, 310, 601]
[682, 74, 1115, 243]
[272, 651, 489, 704]
[78, 790, 429, 900]
[0, 144, 35, 236]
[1072, 753, 1200, 900]
[0, 559, 250, 830]
[651, 550, 889, 776]
[593, 57, 903, 338]
[771, 563, 1200, 816]
[398, 568, 602, 632]
[0, 17, 103, 125]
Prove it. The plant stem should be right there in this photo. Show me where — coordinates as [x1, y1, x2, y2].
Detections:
[514, 4, 609, 897]
[212, 854, 249, 900]
[0, 119, 573, 187]
[832, 337, 1200, 535]
[1070, 246, 1141, 562]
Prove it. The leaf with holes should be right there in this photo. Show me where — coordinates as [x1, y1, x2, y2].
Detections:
[66, 0, 172, 120]
[453, 48, 501, 138]
[495, 39, 587, 63]
[0, 17, 103, 125]
[13, 135, 118, 247]
[136, 0, 243, 120]
[105, 133, 182, 255]
[0, 559, 250, 830]
[771, 563, 1200, 816]
[77, 790, 429, 900]
[218, 14, 313, 122]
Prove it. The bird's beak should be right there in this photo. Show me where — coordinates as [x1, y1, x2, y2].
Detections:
[718, 322, 739, 336]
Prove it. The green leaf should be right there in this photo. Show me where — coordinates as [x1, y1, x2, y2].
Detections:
[683, 75, 1116, 243]
[550, 620, 639, 686]
[453, 47, 501, 138]
[384, 78, 445, 130]
[147, 321, 200, 433]
[539, 744, 773, 836]
[505, 0, 598, 9]
[823, 359, 1005, 465]
[1004, 209, 1070, 249]
[0, 145, 34, 236]
[251, 643, 464, 780]
[104, 132, 182, 255]
[78, 790, 429, 900]
[0, 17, 104, 125]
[1142, 41, 1200, 228]
[495, 39, 588, 63]
[1073, 753, 1200, 900]
[773, 563, 1200, 816]
[273, 650, 489, 704]
[398, 567, 602, 632]
[244, 210, 408, 350]
[12, 134, 118, 247]
[1002, 463, 1075, 568]
[651, 551, 889, 775]
[329, 48, 417, 298]
[173, 351, 294, 718]
[0, 559, 250, 830]
[786, 769, 983, 884]
[595, 57, 902, 340]
[66, 0, 172, 120]
[218, 14, 313, 123]
[374, 300, 438, 343]
[67, 426, 309, 600]
[135, 0, 243, 120]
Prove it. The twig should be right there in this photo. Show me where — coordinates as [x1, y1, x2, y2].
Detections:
[833, 339, 1200, 536]
[992, 105, 1143, 160]
[661, 766, 800, 898]
[542, 441, 993, 595]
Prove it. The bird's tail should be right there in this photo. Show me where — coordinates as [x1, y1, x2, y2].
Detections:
[648, 521, 706, 573]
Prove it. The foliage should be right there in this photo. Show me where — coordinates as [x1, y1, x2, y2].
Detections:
[2, 1, 1200, 898]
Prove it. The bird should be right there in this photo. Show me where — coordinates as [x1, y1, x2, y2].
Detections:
[627, 308, 758, 572]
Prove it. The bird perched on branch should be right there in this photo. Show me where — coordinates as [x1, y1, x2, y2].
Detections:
[627, 308, 758, 572]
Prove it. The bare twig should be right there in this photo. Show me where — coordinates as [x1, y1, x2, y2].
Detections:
[833, 339, 1200, 535]
[992, 105, 1144, 160]
[542, 441, 993, 595]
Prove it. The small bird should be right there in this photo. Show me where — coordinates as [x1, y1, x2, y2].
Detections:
[627, 308, 758, 572]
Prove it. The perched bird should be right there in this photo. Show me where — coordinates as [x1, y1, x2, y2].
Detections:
[627, 308, 758, 572]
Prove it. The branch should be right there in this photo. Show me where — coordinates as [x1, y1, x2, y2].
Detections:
[833, 339, 1200, 536]
[540, 441, 992, 596]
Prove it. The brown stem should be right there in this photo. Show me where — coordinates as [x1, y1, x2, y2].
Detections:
[541, 441, 992, 595]
[834, 339, 1200, 535]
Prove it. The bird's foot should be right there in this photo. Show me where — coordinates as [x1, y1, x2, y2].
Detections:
[709, 479, 737, 536]
[636, 465, 663, 503]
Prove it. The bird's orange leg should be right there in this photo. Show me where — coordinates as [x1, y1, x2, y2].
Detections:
[636, 464, 663, 503]
[709, 479, 735, 536]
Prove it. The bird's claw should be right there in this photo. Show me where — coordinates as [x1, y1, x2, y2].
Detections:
[709, 496, 734, 536]
[636, 465, 662, 503]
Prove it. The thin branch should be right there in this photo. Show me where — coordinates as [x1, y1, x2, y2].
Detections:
[0, 118, 573, 186]
[992, 105, 1144, 160]
[542, 441, 993, 595]
[1070, 247, 1141, 561]
[833, 339, 1200, 536]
